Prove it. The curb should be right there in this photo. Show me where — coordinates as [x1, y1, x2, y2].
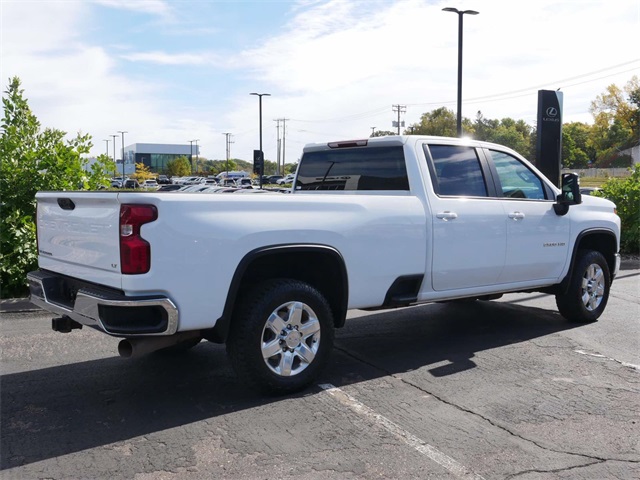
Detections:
[0, 298, 40, 313]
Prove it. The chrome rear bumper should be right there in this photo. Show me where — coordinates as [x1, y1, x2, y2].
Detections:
[28, 270, 179, 336]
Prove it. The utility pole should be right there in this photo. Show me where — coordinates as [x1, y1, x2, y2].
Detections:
[392, 105, 406, 135]
[118, 131, 127, 179]
[222, 133, 233, 176]
[274, 119, 281, 176]
[370, 127, 376, 137]
[110, 134, 117, 178]
[281, 118, 289, 175]
[189, 139, 197, 174]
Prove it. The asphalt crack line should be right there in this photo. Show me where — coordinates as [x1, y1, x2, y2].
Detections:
[333, 345, 638, 464]
[318, 383, 485, 480]
[504, 459, 605, 479]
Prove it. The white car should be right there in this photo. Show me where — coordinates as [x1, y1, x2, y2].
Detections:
[142, 180, 159, 189]
[276, 173, 296, 185]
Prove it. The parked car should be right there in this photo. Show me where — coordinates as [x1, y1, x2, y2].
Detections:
[276, 174, 296, 185]
[142, 180, 159, 190]
[110, 177, 127, 188]
[124, 179, 140, 189]
[236, 178, 254, 189]
[157, 184, 183, 192]
[157, 175, 171, 185]
[580, 187, 602, 196]
[265, 175, 283, 184]
[29, 135, 622, 394]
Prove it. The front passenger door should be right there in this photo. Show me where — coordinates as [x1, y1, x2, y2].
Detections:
[487, 149, 570, 283]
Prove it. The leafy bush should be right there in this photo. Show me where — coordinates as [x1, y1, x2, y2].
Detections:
[1, 77, 109, 297]
[597, 164, 640, 254]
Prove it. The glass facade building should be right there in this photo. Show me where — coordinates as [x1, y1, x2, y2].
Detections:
[126, 143, 200, 173]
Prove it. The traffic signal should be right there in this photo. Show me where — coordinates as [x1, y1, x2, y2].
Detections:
[253, 150, 264, 175]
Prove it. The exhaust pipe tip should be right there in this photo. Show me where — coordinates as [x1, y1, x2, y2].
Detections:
[118, 339, 134, 358]
[118, 332, 202, 358]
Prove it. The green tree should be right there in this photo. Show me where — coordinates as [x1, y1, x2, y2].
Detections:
[590, 76, 639, 165]
[412, 107, 457, 137]
[562, 122, 594, 168]
[166, 156, 191, 177]
[86, 153, 116, 190]
[1, 76, 98, 296]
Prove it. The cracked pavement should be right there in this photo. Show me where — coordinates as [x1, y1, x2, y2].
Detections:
[1, 265, 638, 479]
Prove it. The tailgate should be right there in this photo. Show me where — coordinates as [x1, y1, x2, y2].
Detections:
[36, 192, 122, 289]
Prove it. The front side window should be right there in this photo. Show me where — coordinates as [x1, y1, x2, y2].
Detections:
[296, 146, 409, 191]
[489, 150, 546, 200]
[426, 144, 488, 197]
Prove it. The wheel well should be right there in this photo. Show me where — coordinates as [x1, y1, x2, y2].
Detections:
[206, 246, 348, 343]
[544, 230, 618, 296]
[575, 231, 617, 278]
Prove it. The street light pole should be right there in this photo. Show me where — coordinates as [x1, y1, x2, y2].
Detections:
[195, 139, 199, 171]
[250, 92, 270, 188]
[118, 131, 128, 180]
[189, 140, 196, 174]
[443, 7, 479, 137]
[110, 134, 117, 178]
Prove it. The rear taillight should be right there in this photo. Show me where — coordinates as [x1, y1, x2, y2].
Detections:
[120, 204, 157, 274]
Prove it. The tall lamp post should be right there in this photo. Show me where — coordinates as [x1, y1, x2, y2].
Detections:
[118, 131, 128, 179]
[442, 7, 479, 137]
[189, 139, 197, 174]
[110, 134, 118, 178]
[250, 92, 270, 188]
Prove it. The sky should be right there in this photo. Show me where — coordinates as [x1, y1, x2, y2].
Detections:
[1, 0, 639, 165]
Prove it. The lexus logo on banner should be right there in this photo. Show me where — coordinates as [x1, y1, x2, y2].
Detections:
[536, 90, 564, 187]
[544, 106, 560, 122]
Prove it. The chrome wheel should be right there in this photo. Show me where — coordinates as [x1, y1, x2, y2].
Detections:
[261, 301, 321, 377]
[581, 263, 605, 311]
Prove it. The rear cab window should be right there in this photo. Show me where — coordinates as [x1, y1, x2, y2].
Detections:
[296, 146, 409, 191]
[423, 144, 489, 197]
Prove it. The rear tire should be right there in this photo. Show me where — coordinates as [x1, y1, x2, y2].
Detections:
[227, 279, 334, 395]
[556, 250, 610, 323]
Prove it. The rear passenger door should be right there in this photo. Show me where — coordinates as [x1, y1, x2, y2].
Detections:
[485, 149, 570, 283]
[424, 144, 507, 291]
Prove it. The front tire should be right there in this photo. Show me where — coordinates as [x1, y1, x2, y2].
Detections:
[556, 250, 610, 323]
[227, 279, 335, 394]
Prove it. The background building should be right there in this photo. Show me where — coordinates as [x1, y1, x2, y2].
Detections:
[127, 143, 200, 173]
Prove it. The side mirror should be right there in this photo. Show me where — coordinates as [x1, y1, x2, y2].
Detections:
[553, 173, 582, 216]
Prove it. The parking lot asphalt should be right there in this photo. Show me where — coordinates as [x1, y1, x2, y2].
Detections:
[1, 260, 638, 479]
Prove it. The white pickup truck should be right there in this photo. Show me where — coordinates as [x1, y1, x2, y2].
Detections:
[29, 135, 621, 393]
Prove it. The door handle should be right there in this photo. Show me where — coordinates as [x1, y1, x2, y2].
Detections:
[508, 212, 525, 220]
[436, 211, 458, 221]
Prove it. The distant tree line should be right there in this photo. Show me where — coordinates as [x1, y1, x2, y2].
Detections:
[374, 76, 639, 169]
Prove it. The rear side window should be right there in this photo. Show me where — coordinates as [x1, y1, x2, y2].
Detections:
[426, 145, 488, 197]
[296, 146, 409, 191]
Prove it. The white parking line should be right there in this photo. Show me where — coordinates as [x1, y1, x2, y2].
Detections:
[319, 383, 485, 480]
[574, 349, 640, 371]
